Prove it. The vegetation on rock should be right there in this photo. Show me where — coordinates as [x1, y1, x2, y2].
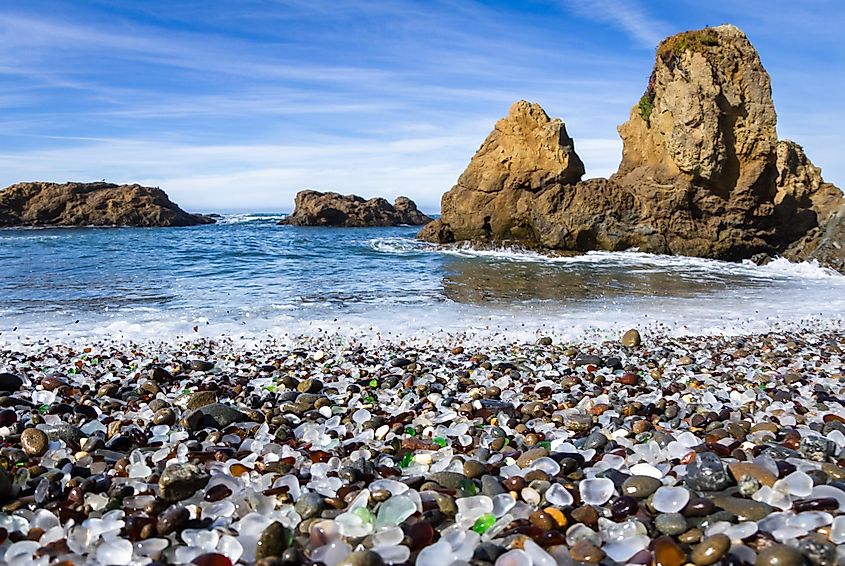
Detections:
[637, 93, 654, 127]
[657, 28, 720, 64]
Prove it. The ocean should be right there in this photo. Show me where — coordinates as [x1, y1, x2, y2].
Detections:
[2, 213, 845, 345]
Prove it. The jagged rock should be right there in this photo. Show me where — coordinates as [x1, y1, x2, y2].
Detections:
[419, 25, 844, 268]
[785, 207, 845, 273]
[280, 190, 432, 227]
[418, 100, 584, 243]
[0, 182, 214, 227]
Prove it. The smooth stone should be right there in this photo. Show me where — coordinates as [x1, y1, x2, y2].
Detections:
[710, 495, 774, 521]
[621, 329, 641, 347]
[686, 452, 732, 492]
[157, 505, 189, 535]
[569, 540, 605, 563]
[622, 475, 662, 499]
[0, 467, 12, 503]
[297, 379, 323, 393]
[654, 512, 688, 536]
[582, 432, 607, 450]
[428, 472, 468, 490]
[573, 354, 602, 367]
[516, 447, 548, 468]
[41, 423, 84, 445]
[294, 492, 324, 520]
[183, 403, 252, 431]
[159, 463, 210, 502]
[20, 428, 49, 457]
[652, 486, 690, 513]
[255, 522, 292, 560]
[389, 357, 414, 368]
[755, 544, 805, 566]
[566, 414, 593, 432]
[463, 460, 486, 479]
[653, 536, 686, 566]
[338, 550, 385, 566]
[579, 477, 615, 505]
[481, 475, 506, 497]
[152, 407, 177, 426]
[728, 462, 777, 487]
[691, 534, 731, 566]
[0, 373, 23, 392]
[189, 360, 214, 371]
[186, 391, 217, 410]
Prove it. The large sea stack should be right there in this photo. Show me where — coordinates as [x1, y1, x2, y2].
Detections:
[419, 25, 845, 268]
[0, 182, 214, 227]
[280, 190, 432, 227]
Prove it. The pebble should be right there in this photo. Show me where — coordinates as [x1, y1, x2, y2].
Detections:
[294, 492, 324, 520]
[183, 403, 251, 430]
[654, 512, 688, 535]
[0, 373, 23, 392]
[686, 452, 732, 492]
[516, 447, 548, 468]
[622, 475, 662, 498]
[653, 536, 686, 566]
[0, 330, 840, 566]
[691, 534, 731, 566]
[755, 544, 805, 566]
[569, 540, 605, 563]
[255, 522, 292, 560]
[338, 550, 386, 566]
[158, 462, 210, 502]
[20, 428, 48, 457]
[711, 495, 774, 521]
[621, 328, 641, 347]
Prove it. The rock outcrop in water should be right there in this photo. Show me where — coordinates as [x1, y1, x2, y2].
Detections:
[419, 24, 845, 268]
[0, 182, 214, 227]
[280, 190, 432, 227]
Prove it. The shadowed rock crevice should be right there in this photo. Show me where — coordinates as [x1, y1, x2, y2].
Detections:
[419, 24, 845, 271]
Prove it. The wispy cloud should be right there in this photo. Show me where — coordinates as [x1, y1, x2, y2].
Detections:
[561, 0, 668, 48]
[0, 0, 841, 211]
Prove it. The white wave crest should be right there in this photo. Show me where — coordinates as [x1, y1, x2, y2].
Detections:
[217, 214, 287, 225]
[367, 237, 437, 254]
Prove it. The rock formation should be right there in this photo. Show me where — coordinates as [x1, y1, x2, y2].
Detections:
[419, 24, 845, 268]
[280, 190, 432, 227]
[0, 182, 214, 227]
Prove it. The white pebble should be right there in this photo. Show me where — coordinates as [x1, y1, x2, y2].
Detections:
[579, 477, 615, 505]
[652, 486, 690, 513]
[95, 538, 133, 566]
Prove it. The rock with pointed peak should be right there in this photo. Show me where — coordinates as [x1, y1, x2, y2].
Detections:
[419, 25, 845, 268]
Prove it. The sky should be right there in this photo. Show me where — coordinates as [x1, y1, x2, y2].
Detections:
[0, 1, 843, 213]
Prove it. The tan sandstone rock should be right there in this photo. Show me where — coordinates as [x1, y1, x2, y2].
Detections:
[420, 24, 845, 267]
[418, 100, 585, 244]
[280, 190, 431, 227]
[0, 182, 214, 227]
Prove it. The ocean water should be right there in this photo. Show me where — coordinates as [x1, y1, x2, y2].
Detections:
[2, 213, 845, 345]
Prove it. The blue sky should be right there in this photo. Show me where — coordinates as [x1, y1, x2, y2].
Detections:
[0, 1, 843, 212]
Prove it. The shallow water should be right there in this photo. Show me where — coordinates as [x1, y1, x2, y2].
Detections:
[2, 214, 845, 344]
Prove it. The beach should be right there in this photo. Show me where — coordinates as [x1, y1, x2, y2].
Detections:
[0, 324, 843, 565]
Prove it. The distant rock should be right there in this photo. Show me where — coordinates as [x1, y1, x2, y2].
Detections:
[279, 190, 432, 227]
[419, 25, 845, 269]
[0, 182, 214, 227]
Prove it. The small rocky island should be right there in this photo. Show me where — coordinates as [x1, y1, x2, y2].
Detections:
[0, 182, 214, 227]
[419, 25, 845, 272]
[280, 190, 432, 227]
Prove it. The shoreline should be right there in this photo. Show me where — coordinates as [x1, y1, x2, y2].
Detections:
[0, 325, 843, 563]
